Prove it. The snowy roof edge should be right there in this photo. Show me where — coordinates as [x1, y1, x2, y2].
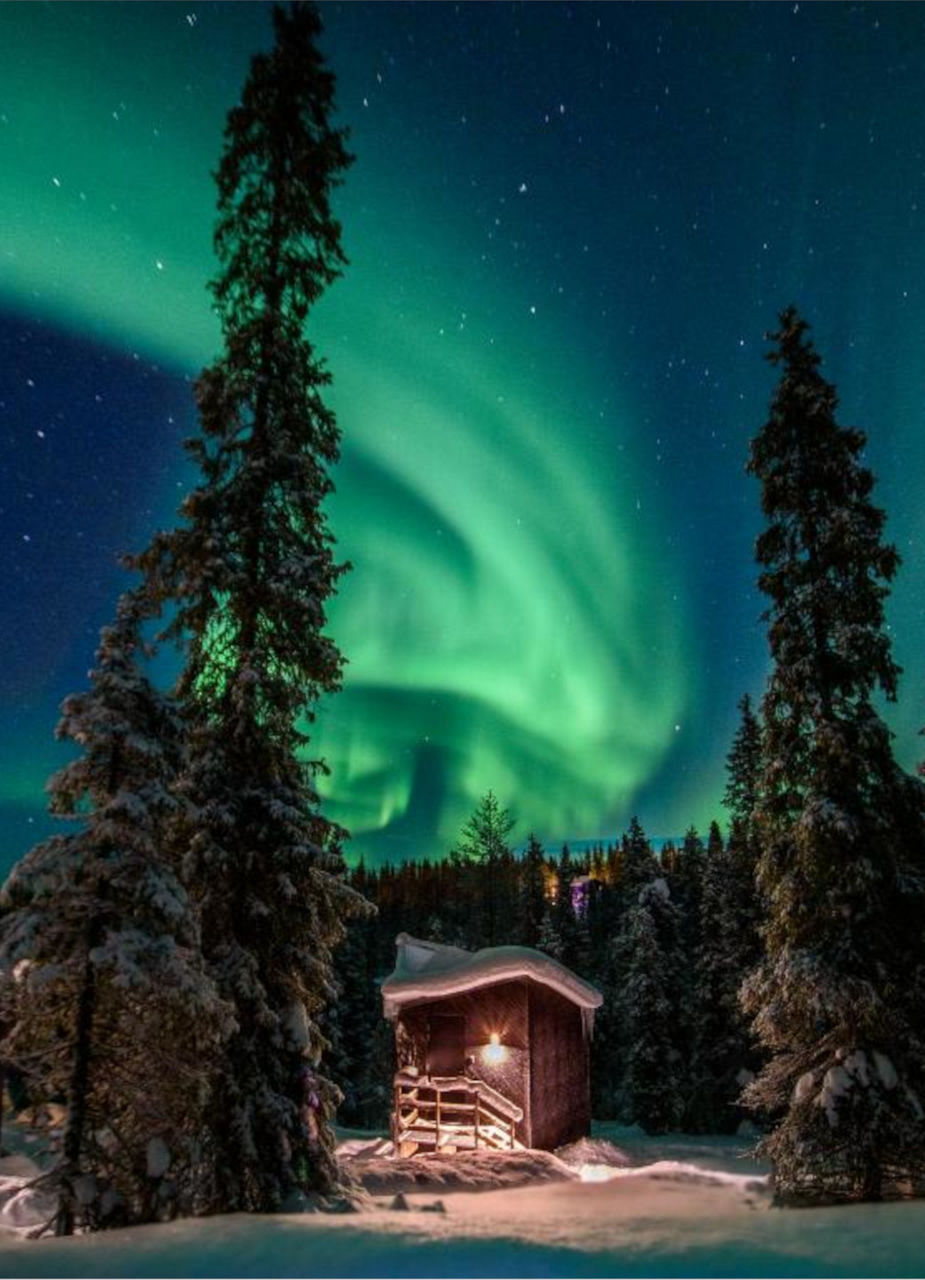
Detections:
[381, 933, 603, 1019]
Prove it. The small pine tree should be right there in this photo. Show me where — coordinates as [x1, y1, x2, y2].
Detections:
[619, 816, 660, 905]
[0, 596, 231, 1233]
[549, 845, 581, 969]
[742, 307, 925, 1203]
[451, 792, 515, 948]
[132, 3, 369, 1210]
[536, 907, 565, 961]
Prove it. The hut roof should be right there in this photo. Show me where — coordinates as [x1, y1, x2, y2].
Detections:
[381, 933, 603, 1020]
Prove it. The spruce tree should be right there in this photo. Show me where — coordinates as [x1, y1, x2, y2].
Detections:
[670, 827, 706, 1126]
[549, 845, 581, 969]
[721, 693, 764, 1050]
[0, 595, 230, 1233]
[670, 827, 706, 949]
[517, 834, 548, 947]
[133, 3, 367, 1210]
[614, 878, 684, 1133]
[620, 816, 660, 905]
[742, 306, 925, 1203]
[598, 818, 682, 1126]
[536, 906, 565, 962]
[724, 694, 763, 844]
[685, 699, 766, 1131]
[690, 820, 760, 1132]
[451, 792, 515, 948]
[323, 913, 387, 1129]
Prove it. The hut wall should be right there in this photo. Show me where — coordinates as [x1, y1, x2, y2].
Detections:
[527, 984, 590, 1150]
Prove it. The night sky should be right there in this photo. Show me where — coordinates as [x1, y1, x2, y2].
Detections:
[2, 2, 925, 873]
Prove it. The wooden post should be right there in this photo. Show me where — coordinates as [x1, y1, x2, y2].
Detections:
[435, 1087, 441, 1151]
[474, 1096, 480, 1150]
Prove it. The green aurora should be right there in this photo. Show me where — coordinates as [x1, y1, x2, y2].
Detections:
[0, 3, 687, 862]
[5, 2, 925, 866]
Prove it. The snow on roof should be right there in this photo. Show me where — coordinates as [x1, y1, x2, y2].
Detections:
[381, 933, 602, 1020]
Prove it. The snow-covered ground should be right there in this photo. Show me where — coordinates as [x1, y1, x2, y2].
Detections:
[2, 1125, 925, 1276]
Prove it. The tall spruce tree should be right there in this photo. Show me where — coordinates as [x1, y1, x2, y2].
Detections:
[742, 306, 925, 1203]
[133, 3, 367, 1210]
[0, 595, 231, 1233]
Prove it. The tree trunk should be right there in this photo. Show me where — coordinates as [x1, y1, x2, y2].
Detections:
[861, 1156, 882, 1203]
[55, 937, 99, 1237]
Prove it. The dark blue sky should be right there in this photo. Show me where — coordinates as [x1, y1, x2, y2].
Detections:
[2, 2, 924, 872]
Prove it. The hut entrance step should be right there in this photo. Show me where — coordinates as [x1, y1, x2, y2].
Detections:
[391, 1073, 524, 1155]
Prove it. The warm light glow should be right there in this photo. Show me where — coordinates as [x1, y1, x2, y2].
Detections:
[481, 1031, 508, 1066]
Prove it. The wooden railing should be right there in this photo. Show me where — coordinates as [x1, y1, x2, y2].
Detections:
[392, 1071, 523, 1155]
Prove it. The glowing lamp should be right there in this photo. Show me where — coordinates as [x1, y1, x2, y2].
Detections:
[481, 1032, 508, 1066]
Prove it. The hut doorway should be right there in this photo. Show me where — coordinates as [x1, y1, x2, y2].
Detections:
[427, 1013, 465, 1075]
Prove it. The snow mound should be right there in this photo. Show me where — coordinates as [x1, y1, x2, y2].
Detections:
[0, 1152, 42, 1180]
[342, 1146, 578, 1196]
[0, 1175, 55, 1236]
[580, 1158, 769, 1192]
[555, 1136, 632, 1170]
[335, 1136, 393, 1161]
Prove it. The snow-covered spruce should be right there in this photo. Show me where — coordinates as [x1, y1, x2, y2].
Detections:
[0, 593, 232, 1233]
[742, 307, 925, 1204]
[613, 877, 685, 1135]
[130, 3, 369, 1213]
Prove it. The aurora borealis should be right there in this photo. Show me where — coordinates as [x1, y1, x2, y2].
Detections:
[3, 2, 925, 870]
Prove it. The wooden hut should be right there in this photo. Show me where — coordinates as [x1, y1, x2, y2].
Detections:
[381, 933, 602, 1155]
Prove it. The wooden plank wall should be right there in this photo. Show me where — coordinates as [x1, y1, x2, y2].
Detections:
[527, 984, 591, 1150]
